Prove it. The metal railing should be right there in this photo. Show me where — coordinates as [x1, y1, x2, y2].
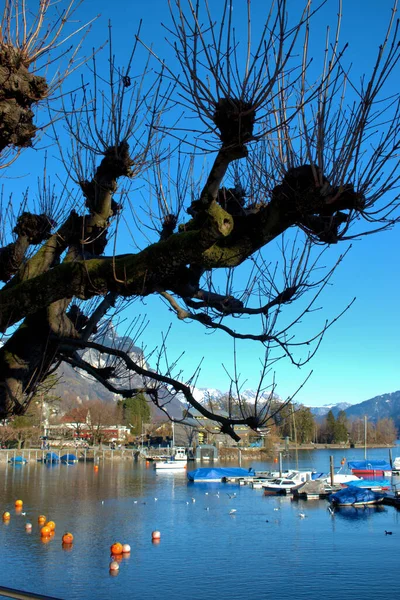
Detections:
[0, 586, 61, 600]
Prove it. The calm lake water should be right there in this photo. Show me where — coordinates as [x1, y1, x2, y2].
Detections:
[1, 446, 400, 600]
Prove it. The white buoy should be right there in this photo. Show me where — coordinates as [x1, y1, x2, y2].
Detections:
[122, 544, 131, 553]
[109, 561, 120, 571]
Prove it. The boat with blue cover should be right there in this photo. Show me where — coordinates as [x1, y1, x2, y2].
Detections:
[347, 459, 392, 477]
[9, 456, 28, 465]
[187, 467, 254, 482]
[329, 486, 386, 506]
[40, 452, 60, 463]
[60, 454, 78, 464]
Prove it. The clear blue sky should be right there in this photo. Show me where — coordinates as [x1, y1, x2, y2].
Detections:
[6, 1, 400, 408]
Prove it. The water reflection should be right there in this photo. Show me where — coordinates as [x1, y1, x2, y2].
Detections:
[1, 453, 400, 600]
[333, 505, 387, 521]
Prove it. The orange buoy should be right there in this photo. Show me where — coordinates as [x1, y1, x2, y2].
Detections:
[2, 511, 11, 521]
[47, 521, 56, 531]
[15, 499, 23, 507]
[122, 543, 131, 553]
[94, 465, 99, 472]
[62, 532, 74, 544]
[38, 515, 46, 525]
[151, 530, 161, 541]
[41, 525, 51, 537]
[110, 542, 123, 555]
[273, 457, 278, 463]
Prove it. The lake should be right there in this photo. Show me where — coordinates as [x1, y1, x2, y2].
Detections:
[1, 446, 399, 600]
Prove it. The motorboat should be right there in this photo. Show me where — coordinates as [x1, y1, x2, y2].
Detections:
[318, 471, 361, 485]
[154, 447, 188, 471]
[263, 477, 303, 494]
[154, 459, 187, 471]
[262, 470, 315, 495]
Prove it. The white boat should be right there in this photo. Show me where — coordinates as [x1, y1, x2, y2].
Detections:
[154, 459, 187, 470]
[262, 470, 314, 495]
[154, 447, 187, 471]
[318, 472, 361, 485]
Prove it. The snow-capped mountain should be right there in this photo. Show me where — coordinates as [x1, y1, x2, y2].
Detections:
[309, 402, 353, 418]
[55, 322, 148, 404]
[192, 387, 279, 404]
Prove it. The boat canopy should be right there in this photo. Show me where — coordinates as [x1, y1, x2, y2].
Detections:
[347, 460, 391, 471]
[187, 467, 254, 482]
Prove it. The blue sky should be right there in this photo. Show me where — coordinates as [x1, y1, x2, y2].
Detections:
[5, 1, 400, 407]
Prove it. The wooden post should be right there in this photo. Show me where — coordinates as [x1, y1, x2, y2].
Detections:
[330, 455, 334, 486]
[364, 416, 367, 459]
[389, 448, 393, 468]
[279, 452, 283, 477]
[238, 447, 242, 466]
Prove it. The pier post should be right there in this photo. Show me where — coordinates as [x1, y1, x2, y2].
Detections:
[330, 455, 334, 486]
[279, 452, 282, 477]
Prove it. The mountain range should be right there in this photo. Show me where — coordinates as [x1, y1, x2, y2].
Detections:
[52, 326, 400, 428]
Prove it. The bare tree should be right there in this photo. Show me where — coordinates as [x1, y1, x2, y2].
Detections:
[1, 1, 400, 441]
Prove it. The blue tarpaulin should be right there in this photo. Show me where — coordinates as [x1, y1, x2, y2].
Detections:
[187, 467, 254, 482]
[347, 460, 392, 471]
[329, 486, 385, 506]
[61, 454, 78, 464]
[44, 452, 60, 463]
[9, 456, 27, 464]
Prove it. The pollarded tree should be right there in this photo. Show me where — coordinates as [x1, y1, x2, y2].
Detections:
[1, 1, 400, 441]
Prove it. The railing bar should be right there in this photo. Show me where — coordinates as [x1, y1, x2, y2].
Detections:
[0, 586, 61, 600]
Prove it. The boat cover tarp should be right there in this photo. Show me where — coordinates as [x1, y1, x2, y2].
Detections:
[9, 456, 27, 464]
[329, 486, 385, 505]
[187, 467, 254, 481]
[347, 460, 391, 471]
[44, 452, 60, 463]
[342, 478, 390, 488]
[61, 454, 78, 463]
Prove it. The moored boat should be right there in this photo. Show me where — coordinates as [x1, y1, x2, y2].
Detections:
[329, 485, 386, 507]
[262, 470, 315, 495]
[154, 459, 187, 470]
[187, 467, 254, 483]
[347, 460, 392, 477]
[60, 453, 78, 464]
[154, 447, 188, 470]
[9, 456, 28, 465]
